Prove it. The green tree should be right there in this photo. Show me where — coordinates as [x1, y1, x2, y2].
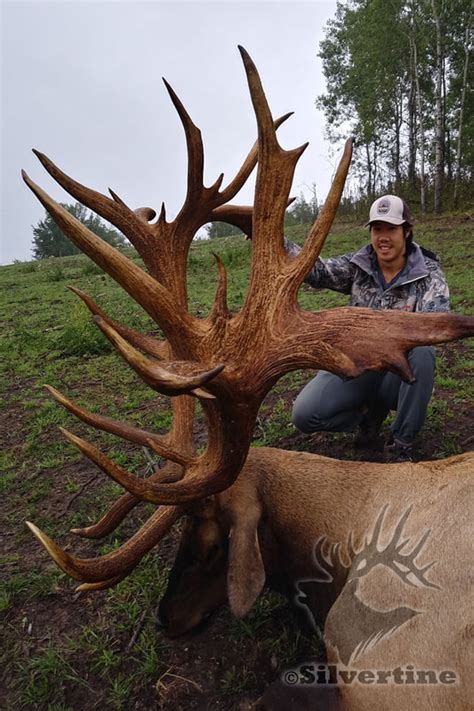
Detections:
[32, 203, 126, 259]
[317, 0, 473, 211]
[317, 0, 410, 197]
[204, 222, 243, 239]
[285, 188, 319, 226]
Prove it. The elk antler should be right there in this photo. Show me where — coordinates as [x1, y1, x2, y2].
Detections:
[68, 395, 195, 540]
[23, 47, 474, 590]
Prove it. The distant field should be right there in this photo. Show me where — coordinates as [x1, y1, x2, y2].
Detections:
[1, 217, 473, 709]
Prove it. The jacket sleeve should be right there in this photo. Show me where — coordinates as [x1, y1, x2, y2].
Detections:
[416, 262, 451, 313]
[284, 238, 355, 294]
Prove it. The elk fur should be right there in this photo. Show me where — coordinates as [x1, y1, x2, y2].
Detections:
[158, 447, 473, 711]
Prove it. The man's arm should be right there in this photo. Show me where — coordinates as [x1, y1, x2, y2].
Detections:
[284, 238, 355, 294]
[416, 261, 451, 313]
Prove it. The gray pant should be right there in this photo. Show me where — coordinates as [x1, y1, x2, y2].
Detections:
[292, 346, 436, 445]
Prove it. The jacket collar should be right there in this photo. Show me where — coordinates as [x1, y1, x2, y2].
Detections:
[350, 241, 429, 287]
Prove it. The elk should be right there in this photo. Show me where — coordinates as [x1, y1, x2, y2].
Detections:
[156, 448, 473, 711]
[23, 47, 473, 709]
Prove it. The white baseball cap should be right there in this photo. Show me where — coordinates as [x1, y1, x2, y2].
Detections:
[365, 195, 413, 227]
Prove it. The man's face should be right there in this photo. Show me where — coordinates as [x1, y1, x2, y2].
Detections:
[370, 221, 406, 266]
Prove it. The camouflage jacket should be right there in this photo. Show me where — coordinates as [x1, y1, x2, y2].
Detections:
[284, 239, 450, 313]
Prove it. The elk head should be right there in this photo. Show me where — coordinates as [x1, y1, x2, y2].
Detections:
[22, 48, 474, 619]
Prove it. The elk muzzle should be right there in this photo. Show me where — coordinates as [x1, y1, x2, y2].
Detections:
[156, 516, 229, 637]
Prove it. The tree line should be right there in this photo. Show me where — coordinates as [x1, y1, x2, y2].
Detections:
[32, 203, 125, 259]
[317, 0, 473, 213]
[32, 194, 320, 255]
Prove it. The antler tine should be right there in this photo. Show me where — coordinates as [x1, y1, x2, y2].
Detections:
[164, 77, 292, 237]
[347, 530, 358, 560]
[59, 427, 201, 505]
[76, 573, 129, 592]
[218, 111, 293, 203]
[44, 385, 190, 465]
[31, 150, 155, 263]
[208, 196, 296, 241]
[289, 139, 354, 289]
[93, 316, 223, 398]
[415, 561, 440, 588]
[162, 78, 205, 209]
[71, 396, 194, 539]
[208, 204, 254, 239]
[316, 537, 336, 568]
[333, 541, 351, 569]
[239, 45, 281, 150]
[26, 504, 181, 583]
[22, 170, 192, 338]
[70, 463, 184, 539]
[395, 550, 440, 590]
[67, 286, 169, 360]
[399, 526, 430, 560]
[239, 46, 308, 279]
[71, 491, 140, 538]
[59, 427, 172, 504]
[335, 539, 352, 569]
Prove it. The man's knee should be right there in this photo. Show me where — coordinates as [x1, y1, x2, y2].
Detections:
[408, 346, 436, 370]
[291, 398, 325, 434]
[291, 372, 336, 433]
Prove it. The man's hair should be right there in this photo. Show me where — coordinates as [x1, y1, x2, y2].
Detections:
[403, 222, 414, 244]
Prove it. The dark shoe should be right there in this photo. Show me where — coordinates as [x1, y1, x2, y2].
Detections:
[384, 438, 413, 463]
[354, 412, 385, 449]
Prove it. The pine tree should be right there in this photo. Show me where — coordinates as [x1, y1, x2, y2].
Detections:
[32, 203, 126, 258]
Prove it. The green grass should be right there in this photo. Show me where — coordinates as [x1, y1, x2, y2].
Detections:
[1, 217, 472, 708]
[13, 641, 91, 708]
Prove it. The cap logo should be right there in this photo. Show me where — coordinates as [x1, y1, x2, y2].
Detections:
[377, 198, 391, 215]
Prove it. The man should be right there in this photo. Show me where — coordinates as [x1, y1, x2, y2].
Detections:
[288, 195, 450, 462]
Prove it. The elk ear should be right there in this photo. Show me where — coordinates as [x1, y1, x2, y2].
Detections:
[227, 515, 265, 618]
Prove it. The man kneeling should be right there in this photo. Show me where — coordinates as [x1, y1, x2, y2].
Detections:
[287, 195, 450, 462]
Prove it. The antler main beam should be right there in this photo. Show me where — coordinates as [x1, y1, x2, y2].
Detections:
[270, 307, 474, 387]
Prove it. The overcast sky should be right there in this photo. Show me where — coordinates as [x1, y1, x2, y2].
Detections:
[1, 0, 342, 264]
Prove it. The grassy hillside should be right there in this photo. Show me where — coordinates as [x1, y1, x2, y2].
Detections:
[1, 218, 473, 709]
